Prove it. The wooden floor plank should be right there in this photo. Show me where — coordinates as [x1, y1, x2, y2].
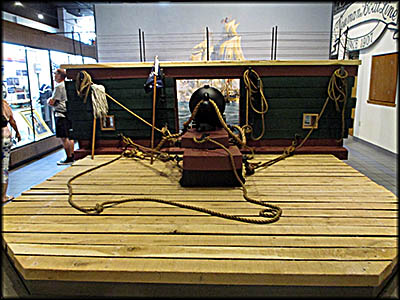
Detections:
[12, 194, 398, 203]
[12, 255, 395, 286]
[3, 222, 398, 236]
[7, 243, 397, 261]
[3, 233, 397, 248]
[3, 202, 398, 213]
[2, 216, 397, 227]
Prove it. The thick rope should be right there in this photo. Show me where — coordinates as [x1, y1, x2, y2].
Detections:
[70, 67, 348, 223]
[67, 151, 281, 224]
[68, 83, 281, 223]
[193, 135, 282, 223]
[69, 68, 346, 223]
[250, 67, 349, 172]
[243, 68, 269, 141]
[90, 84, 108, 119]
[76, 70, 164, 134]
[75, 71, 92, 104]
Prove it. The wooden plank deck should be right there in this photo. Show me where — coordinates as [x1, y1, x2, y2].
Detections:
[1, 154, 398, 297]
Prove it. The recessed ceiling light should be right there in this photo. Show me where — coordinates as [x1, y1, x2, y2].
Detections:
[14, 1, 23, 6]
[38, 14, 44, 19]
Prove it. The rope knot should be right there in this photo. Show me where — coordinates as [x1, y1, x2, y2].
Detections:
[244, 161, 256, 176]
[94, 203, 104, 214]
[193, 133, 210, 144]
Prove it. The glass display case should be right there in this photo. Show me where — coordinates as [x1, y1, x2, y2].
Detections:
[26, 47, 54, 135]
[2, 43, 34, 148]
[2, 42, 97, 151]
[50, 50, 71, 72]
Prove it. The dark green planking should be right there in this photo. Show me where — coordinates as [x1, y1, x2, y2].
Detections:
[240, 75, 356, 140]
[65, 78, 178, 140]
[66, 73, 356, 142]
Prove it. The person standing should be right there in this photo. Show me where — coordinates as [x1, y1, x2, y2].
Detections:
[47, 68, 75, 165]
[2, 99, 21, 203]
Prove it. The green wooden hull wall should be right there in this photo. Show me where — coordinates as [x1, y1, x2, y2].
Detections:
[239, 76, 356, 140]
[65, 78, 177, 140]
[65, 75, 356, 142]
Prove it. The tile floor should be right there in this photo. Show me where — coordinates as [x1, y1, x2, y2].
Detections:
[1, 137, 398, 297]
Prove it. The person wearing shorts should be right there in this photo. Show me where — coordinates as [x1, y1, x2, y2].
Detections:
[48, 68, 75, 165]
[2, 99, 21, 203]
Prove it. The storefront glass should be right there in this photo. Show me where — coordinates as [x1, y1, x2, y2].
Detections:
[2, 43, 34, 148]
[26, 47, 54, 136]
[69, 54, 84, 64]
[2, 42, 97, 151]
[84, 56, 97, 64]
[49, 50, 70, 72]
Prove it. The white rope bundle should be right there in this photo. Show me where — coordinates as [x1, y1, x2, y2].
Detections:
[91, 84, 108, 119]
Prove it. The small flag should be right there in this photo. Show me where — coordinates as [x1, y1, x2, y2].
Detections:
[144, 56, 164, 93]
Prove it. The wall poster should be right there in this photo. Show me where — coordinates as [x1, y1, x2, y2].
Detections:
[19, 109, 53, 139]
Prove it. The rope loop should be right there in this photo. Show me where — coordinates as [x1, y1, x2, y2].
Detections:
[242, 68, 269, 141]
[259, 208, 281, 218]
[94, 203, 104, 214]
[67, 67, 353, 225]
[251, 67, 349, 172]
[75, 70, 93, 104]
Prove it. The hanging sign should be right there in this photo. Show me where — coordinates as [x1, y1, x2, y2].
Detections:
[331, 1, 398, 55]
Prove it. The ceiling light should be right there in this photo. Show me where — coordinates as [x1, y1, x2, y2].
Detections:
[38, 13, 44, 19]
[14, 1, 23, 6]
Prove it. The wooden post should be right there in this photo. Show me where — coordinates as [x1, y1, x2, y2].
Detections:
[206, 27, 210, 61]
[138, 28, 142, 62]
[271, 26, 275, 60]
[142, 31, 146, 62]
[150, 74, 157, 164]
[91, 117, 96, 160]
[274, 25, 278, 60]
[150, 56, 159, 164]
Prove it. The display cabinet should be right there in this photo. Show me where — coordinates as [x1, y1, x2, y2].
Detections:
[2, 43, 34, 148]
[2, 42, 97, 153]
[26, 47, 54, 134]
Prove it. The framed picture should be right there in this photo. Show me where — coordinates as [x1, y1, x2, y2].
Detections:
[20, 109, 52, 138]
[302, 113, 319, 129]
[100, 115, 116, 131]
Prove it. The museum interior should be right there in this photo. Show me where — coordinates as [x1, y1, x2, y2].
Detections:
[1, 1, 398, 298]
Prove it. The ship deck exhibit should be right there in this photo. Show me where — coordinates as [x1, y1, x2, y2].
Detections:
[1, 59, 398, 297]
[2, 153, 397, 297]
[2, 1, 399, 297]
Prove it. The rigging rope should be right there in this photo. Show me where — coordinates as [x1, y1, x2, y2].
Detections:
[90, 84, 108, 119]
[67, 149, 281, 224]
[68, 83, 282, 223]
[243, 68, 269, 141]
[76, 71, 164, 134]
[68, 67, 348, 224]
[249, 67, 349, 172]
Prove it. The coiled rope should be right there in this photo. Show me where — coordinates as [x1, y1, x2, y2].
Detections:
[76, 71, 164, 134]
[68, 82, 282, 223]
[243, 68, 269, 141]
[67, 149, 281, 223]
[68, 67, 348, 223]
[249, 67, 349, 172]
